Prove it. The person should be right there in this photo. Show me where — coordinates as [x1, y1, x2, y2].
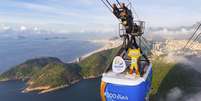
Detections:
[112, 3, 134, 34]
[133, 23, 139, 33]
[119, 3, 133, 34]
[119, 3, 128, 25]
[112, 4, 120, 18]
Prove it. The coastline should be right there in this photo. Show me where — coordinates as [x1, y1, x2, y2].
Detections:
[27, 39, 121, 94]
[39, 79, 81, 94]
[69, 39, 122, 63]
[39, 75, 102, 94]
[0, 79, 9, 82]
[23, 76, 103, 94]
[1, 39, 122, 94]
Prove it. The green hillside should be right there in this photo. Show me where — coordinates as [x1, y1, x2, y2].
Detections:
[0, 47, 120, 93]
[150, 56, 201, 101]
[150, 56, 176, 96]
[28, 63, 81, 88]
[79, 47, 119, 77]
[0, 57, 62, 81]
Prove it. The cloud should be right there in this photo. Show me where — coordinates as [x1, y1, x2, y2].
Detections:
[185, 92, 201, 101]
[6, 1, 80, 17]
[163, 53, 191, 64]
[163, 51, 201, 72]
[1, 0, 201, 33]
[0, 0, 117, 33]
[161, 52, 201, 101]
[165, 87, 183, 101]
[135, 0, 201, 27]
[20, 2, 54, 12]
[163, 87, 201, 101]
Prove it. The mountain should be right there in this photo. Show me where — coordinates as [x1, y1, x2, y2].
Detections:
[150, 56, 201, 101]
[24, 63, 82, 93]
[0, 47, 119, 93]
[79, 47, 119, 78]
[0, 57, 62, 81]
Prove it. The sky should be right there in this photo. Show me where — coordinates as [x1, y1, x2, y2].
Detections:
[0, 0, 201, 33]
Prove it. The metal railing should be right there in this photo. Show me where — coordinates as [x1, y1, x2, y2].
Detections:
[118, 20, 145, 37]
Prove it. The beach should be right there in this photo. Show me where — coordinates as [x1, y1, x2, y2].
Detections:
[70, 39, 122, 63]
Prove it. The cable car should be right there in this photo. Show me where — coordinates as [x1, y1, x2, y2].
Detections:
[100, 58, 152, 101]
[99, 0, 152, 101]
[100, 21, 152, 101]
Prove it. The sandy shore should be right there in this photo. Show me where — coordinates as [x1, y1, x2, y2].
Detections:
[69, 39, 122, 63]
[22, 79, 81, 94]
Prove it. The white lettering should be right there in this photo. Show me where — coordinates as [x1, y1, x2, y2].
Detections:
[105, 92, 129, 100]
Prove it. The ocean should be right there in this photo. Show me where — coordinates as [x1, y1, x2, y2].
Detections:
[0, 35, 102, 101]
[0, 79, 101, 101]
[0, 36, 102, 72]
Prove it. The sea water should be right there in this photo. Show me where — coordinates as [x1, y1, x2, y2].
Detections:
[0, 36, 102, 72]
[0, 35, 102, 101]
[0, 79, 101, 101]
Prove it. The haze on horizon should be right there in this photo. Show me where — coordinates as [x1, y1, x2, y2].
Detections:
[0, 0, 201, 33]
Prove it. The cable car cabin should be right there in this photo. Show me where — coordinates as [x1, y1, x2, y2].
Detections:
[100, 48, 152, 101]
[132, 21, 145, 36]
[119, 21, 145, 37]
[99, 1, 151, 100]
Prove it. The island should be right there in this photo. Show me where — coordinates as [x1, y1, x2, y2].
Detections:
[0, 47, 120, 93]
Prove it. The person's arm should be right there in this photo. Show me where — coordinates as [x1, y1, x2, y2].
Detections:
[113, 8, 120, 18]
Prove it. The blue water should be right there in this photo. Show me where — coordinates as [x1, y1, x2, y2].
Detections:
[0, 37, 102, 72]
[0, 36, 102, 101]
[0, 79, 101, 101]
